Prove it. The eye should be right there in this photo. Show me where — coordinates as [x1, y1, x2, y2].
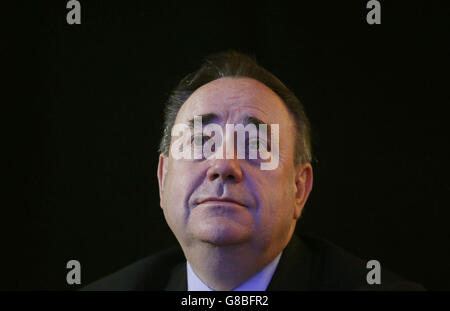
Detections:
[248, 138, 259, 150]
[191, 135, 210, 147]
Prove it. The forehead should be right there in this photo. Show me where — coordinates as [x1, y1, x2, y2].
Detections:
[175, 77, 293, 126]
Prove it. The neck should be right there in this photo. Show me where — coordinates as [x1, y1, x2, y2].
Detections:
[183, 237, 290, 290]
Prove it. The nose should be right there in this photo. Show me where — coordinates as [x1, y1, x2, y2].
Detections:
[206, 158, 243, 183]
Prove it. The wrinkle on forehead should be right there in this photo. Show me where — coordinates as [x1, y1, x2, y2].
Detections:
[176, 77, 290, 126]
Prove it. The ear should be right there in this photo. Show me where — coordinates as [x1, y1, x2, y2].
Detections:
[157, 154, 169, 208]
[293, 163, 313, 220]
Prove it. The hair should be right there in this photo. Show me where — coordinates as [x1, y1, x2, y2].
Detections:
[159, 50, 312, 164]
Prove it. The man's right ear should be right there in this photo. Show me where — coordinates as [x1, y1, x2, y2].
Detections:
[157, 154, 168, 207]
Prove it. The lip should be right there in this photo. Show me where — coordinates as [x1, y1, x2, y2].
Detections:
[196, 197, 246, 208]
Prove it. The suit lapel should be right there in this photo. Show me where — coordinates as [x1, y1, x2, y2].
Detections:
[165, 261, 187, 291]
[267, 234, 314, 290]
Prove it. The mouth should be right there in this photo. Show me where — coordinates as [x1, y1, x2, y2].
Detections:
[196, 197, 247, 208]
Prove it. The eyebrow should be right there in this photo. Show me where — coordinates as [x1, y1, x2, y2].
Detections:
[187, 114, 268, 128]
[187, 113, 218, 128]
[243, 116, 267, 126]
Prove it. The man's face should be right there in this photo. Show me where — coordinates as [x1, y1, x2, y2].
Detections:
[158, 77, 312, 255]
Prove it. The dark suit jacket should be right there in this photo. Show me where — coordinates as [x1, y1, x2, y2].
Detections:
[82, 234, 424, 290]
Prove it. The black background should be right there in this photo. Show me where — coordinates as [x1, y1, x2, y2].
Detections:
[4, 1, 449, 290]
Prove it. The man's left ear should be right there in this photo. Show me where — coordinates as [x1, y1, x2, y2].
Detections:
[157, 154, 169, 208]
[293, 163, 313, 219]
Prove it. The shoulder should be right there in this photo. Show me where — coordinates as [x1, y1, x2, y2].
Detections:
[298, 234, 424, 290]
[81, 246, 185, 291]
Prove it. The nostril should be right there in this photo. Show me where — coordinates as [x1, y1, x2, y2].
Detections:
[211, 173, 220, 180]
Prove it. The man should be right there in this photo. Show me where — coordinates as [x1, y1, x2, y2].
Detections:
[83, 51, 423, 290]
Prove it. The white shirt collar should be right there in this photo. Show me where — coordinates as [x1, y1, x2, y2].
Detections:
[187, 252, 283, 291]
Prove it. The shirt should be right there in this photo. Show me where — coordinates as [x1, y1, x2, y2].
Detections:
[186, 252, 283, 291]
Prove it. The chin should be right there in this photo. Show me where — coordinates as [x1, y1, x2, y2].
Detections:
[193, 218, 252, 246]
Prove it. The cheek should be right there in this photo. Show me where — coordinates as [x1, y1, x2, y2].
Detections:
[161, 161, 202, 224]
[256, 170, 296, 226]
